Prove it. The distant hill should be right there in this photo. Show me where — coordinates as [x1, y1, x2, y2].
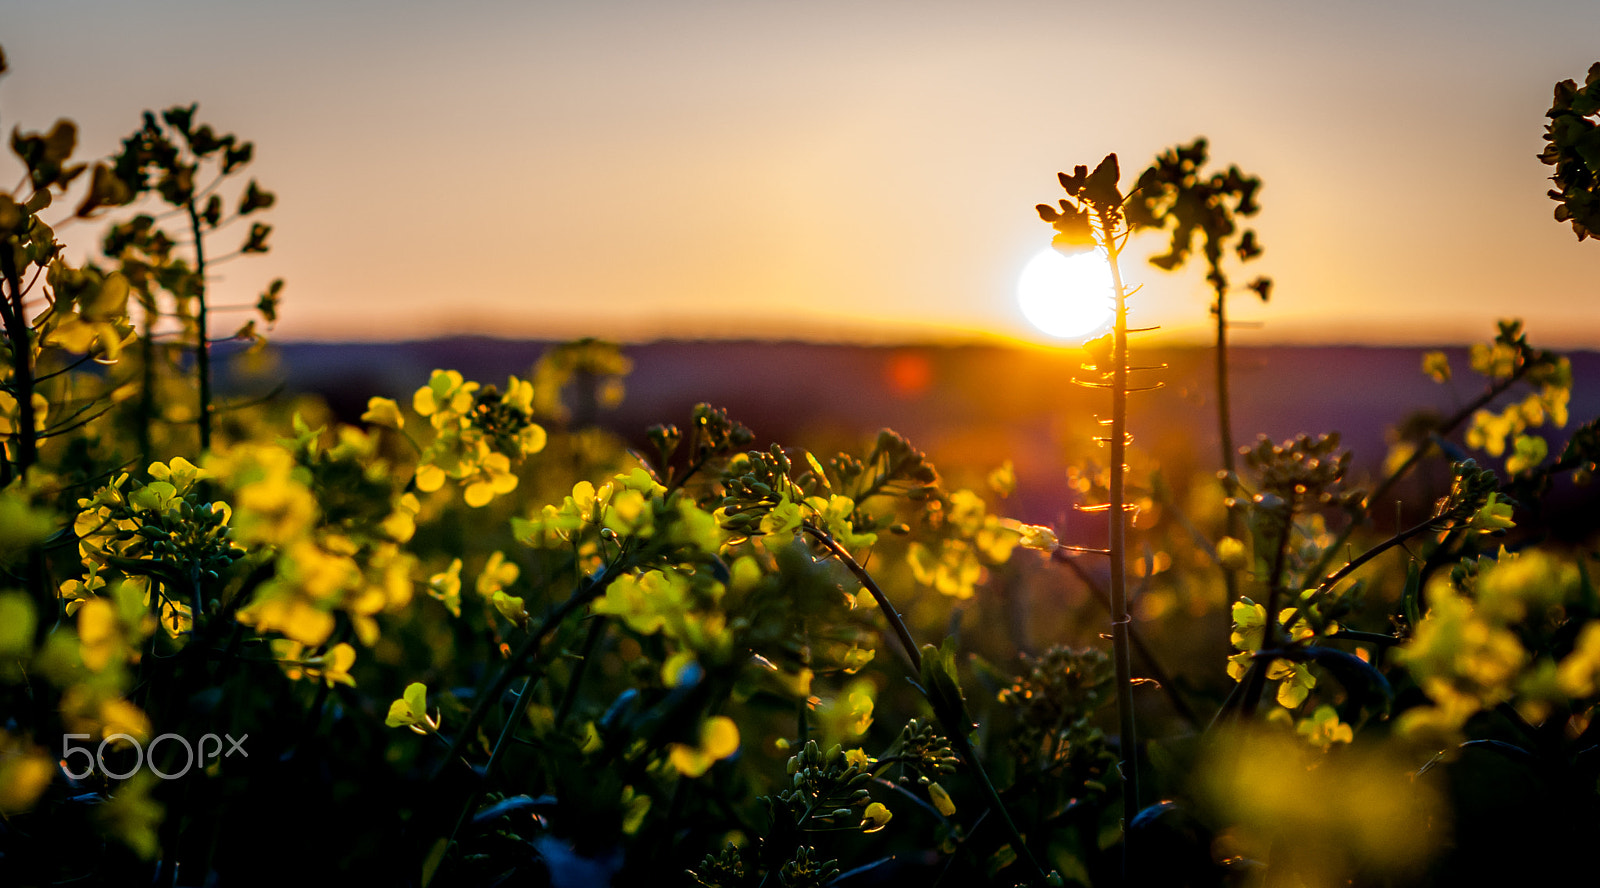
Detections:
[240, 338, 1600, 536]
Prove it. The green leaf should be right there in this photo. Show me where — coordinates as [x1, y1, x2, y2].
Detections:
[1402, 559, 1422, 630]
[918, 637, 972, 738]
[420, 837, 448, 887]
[0, 593, 36, 657]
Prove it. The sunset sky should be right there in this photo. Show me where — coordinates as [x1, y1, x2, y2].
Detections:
[4, 0, 1598, 346]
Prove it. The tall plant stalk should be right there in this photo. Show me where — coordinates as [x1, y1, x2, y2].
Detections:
[0, 245, 38, 476]
[185, 201, 212, 451]
[1214, 287, 1242, 603]
[1126, 139, 1267, 602]
[805, 525, 1050, 884]
[1040, 154, 1150, 870]
[1097, 203, 1141, 831]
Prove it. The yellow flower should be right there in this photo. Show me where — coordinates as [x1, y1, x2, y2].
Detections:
[907, 540, 983, 600]
[239, 592, 337, 647]
[1556, 623, 1600, 698]
[0, 731, 53, 815]
[1230, 599, 1267, 652]
[77, 597, 123, 672]
[592, 570, 691, 636]
[361, 396, 405, 430]
[620, 786, 651, 835]
[1297, 705, 1354, 749]
[987, 460, 1016, 497]
[413, 369, 477, 421]
[1275, 662, 1316, 708]
[1467, 493, 1515, 533]
[98, 773, 163, 859]
[0, 390, 48, 435]
[1226, 651, 1253, 682]
[1505, 435, 1547, 475]
[861, 801, 893, 833]
[276, 640, 358, 686]
[147, 457, 209, 492]
[381, 492, 422, 543]
[476, 551, 520, 597]
[415, 463, 446, 493]
[812, 678, 874, 745]
[1216, 536, 1247, 571]
[385, 682, 438, 734]
[928, 782, 957, 816]
[463, 451, 518, 507]
[1016, 523, 1060, 552]
[0, 593, 36, 658]
[1421, 351, 1451, 383]
[306, 643, 358, 687]
[668, 715, 740, 777]
[491, 590, 529, 629]
[810, 494, 877, 550]
[428, 559, 463, 617]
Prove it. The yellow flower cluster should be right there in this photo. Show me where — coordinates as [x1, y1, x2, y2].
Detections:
[668, 715, 739, 777]
[1396, 550, 1581, 746]
[1465, 355, 1570, 462]
[385, 682, 439, 734]
[375, 370, 549, 507]
[1226, 598, 1323, 708]
[40, 262, 135, 361]
[70, 459, 240, 636]
[907, 490, 1018, 600]
[0, 390, 48, 436]
[590, 559, 749, 667]
[207, 432, 417, 660]
[427, 551, 521, 619]
[514, 469, 725, 564]
[31, 583, 153, 748]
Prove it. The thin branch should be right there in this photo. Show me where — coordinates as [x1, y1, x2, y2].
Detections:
[800, 524, 920, 674]
[1302, 363, 1537, 590]
[1051, 551, 1201, 729]
[431, 559, 625, 781]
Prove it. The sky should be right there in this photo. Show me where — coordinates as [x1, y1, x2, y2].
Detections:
[3, 0, 1598, 346]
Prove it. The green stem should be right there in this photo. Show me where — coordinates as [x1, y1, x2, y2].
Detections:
[1329, 629, 1403, 647]
[432, 559, 623, 780]
[185, 201, 212, 452]
[801, 524, 921, 674]
[1241, 495, 1295, 719]
[0, 245, 38, 477]
[1100, 207, 1141, 835]
[554, 616, 606, 729]
[138, 292, 156, 466]
[444, 674, 540, 853]
[1052, 551, 1200, 728]
[1313, 516, 1437, 596]
[1301, 364, 1534, 591]
[1214, 287, 1242, 605]
[0, 247, 52, 651]
[803, 524, 1049, 885]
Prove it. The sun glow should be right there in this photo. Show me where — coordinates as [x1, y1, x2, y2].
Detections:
[1016, 247, 1114, 339]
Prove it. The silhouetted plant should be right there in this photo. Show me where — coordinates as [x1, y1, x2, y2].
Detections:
[1542, 62, 1600, 240]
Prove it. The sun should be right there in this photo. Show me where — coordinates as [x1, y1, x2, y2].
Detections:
[1016, 247, 1114, 339]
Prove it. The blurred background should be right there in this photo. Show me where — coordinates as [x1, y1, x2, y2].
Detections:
[4, 0, 1598, 345]
[10, 0, 1600, 547]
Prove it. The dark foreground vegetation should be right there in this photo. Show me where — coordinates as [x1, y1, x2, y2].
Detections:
[3, 44, 1600, 886]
